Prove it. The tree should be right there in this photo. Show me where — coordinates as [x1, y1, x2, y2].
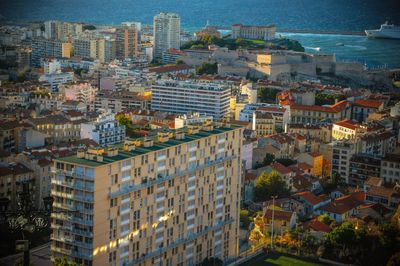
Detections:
[263, 153, 275, 166]
[317, 214, 334, 226]
[253, 171, 290, 202]
[257, 87, 280, 103]
[201, 257, 222, 266]
[176, 59, 184, 65]
[53, 257, 77, 266]
[240, 209, 250, 228]
[195, 62, 218, 75]
[115, 114, 132, 127]
[324, 222, 359, 259]
[387, 252, 400, 266]
[275, 158, 296, 167]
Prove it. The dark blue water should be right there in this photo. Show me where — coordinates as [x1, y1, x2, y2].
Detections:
[2, 0, 399, 31]
[1, 0, 400, 67]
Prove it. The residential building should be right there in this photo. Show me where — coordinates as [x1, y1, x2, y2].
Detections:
[332, 119, 362, 140]
[31, 38, 72, 66]
[330, 140, 355, 183]
[162, 48, 185, 64]
[349, 155, 381, 187]
[39, 71, 74, 92]
[27, 114, 83, 144]
[116, 22, 141, 60]
[262, 208, 297, 236]
[61, 82, 97, 105]
[94, 91, 151, 113]
[0, 163, 35, 211]
[153, 13, 181, 59]
[231, 24, 276, 41]
[174, 113, 213, 129]
[380, 154, 400, 184]
[252, 111, 274, 136]
[294, 191, 331, 218]
[51, 123, 243, 265]
[15, 154, 52, 209]
[265, 162, 294, 188]
[351, 99, 384, 122]
[298, 152, 324, 177]
[286, 124, 332, 143]
[288, 100, 350, 125]
[355, 130, 396, 158]
[80, 111, 125, 147]
[151, 80, 230, 120]
[316, 191, 365, 223]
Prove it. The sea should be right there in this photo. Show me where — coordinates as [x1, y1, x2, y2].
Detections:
[1, 0, 400, 68]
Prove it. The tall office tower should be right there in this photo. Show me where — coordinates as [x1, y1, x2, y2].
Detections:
[51, 122, 243, 266]
[153, 12, 180, 60]
[151, 80, 231, 121]
[31, 38, 72, 66]
[116, 22, 141, 60]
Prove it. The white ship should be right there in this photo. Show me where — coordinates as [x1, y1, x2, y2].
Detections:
[365, 22, 400, 39]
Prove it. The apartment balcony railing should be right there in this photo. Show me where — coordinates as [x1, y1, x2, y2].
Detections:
[123, 218, 234, 266]
[109, 156, 236, 199]
[52, 168, 93, 181]
[51, 178, 94, 192]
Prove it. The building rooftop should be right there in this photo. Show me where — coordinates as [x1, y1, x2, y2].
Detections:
[334, 119, 360, 130]
[353, 99, 383, 109]
[55, 124, 241, 167]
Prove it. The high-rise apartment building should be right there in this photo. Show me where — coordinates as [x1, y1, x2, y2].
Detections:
[151, 80, 231, 121]
[116, 22, 141, 60]
[51, 122, 243, 265]
[153, 13, 180, 59]
[31, 38, 72, 66]
[44, 20, 83, 40]
[74, 37, 116, 63]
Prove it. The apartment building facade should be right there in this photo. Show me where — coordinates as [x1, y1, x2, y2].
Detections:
[31, 38, 72, 66]
[151, 80, 230, 121]
[80, 111, 126, 147]
[153, 13, 180, 59]
[51, 123, 243, 266]
[116, 22, 141, 60]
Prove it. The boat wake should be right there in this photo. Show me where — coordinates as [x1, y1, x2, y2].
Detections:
[304, 46, 321, 51]
[344, 44, 367, 50]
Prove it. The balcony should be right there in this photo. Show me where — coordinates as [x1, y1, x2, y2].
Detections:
[51, 191, 73, 199]
[122, 218, 234, 266]
[50, 245, 72, 256]
[52, 168, 92, 181]
[110, 156, 236, 199]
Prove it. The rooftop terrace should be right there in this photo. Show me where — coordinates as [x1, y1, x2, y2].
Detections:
[55, 123, 241, 167]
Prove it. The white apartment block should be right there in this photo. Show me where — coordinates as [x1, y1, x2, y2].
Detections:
[80, 111, 126, 147]
[151, 80, 230, 120]
[153, 13, 180, 59]
[31, 38, 72, 66]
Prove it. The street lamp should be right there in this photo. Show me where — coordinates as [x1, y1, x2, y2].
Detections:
[270, 195, 278, 250]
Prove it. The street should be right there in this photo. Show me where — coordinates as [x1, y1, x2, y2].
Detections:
[0, 243, 51, 266]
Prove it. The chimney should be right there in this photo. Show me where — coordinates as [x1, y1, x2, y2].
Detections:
[157, 132, 169, 143]
[143, 138, 154, 147]
[175, 130, 185, 140]
[77, 149, 85, 158]
[124, 141, 136, 152]
[107, 147, 119, 157]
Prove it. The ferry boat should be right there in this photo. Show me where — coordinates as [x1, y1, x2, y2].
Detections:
[365, 22, 400, 39]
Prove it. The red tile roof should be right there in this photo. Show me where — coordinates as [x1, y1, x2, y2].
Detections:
[303, 218, 332, 233]
[295, 191, 324, 205]
[271, 162, 292, 175]
[353, 99, 383, 109]
[318, 191, 365, 214]
[334, 119, 360, 130]
[264, 209, 294, 222]
[298, 162, 313, 171]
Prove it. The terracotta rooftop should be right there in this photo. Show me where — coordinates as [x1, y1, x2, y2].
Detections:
[318, 191, 365, 215]
[298, 162, 313, 171]
[149, 64, 193, 74]
[256, 106, 286, 113]
[264, 208, 294, 222]
[270, 162, 292, 175]
[295, 191, 324, 205]
[334, 119, 360, 130]
[353, 99, 383, 109]
[303, 218, 332, 233]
